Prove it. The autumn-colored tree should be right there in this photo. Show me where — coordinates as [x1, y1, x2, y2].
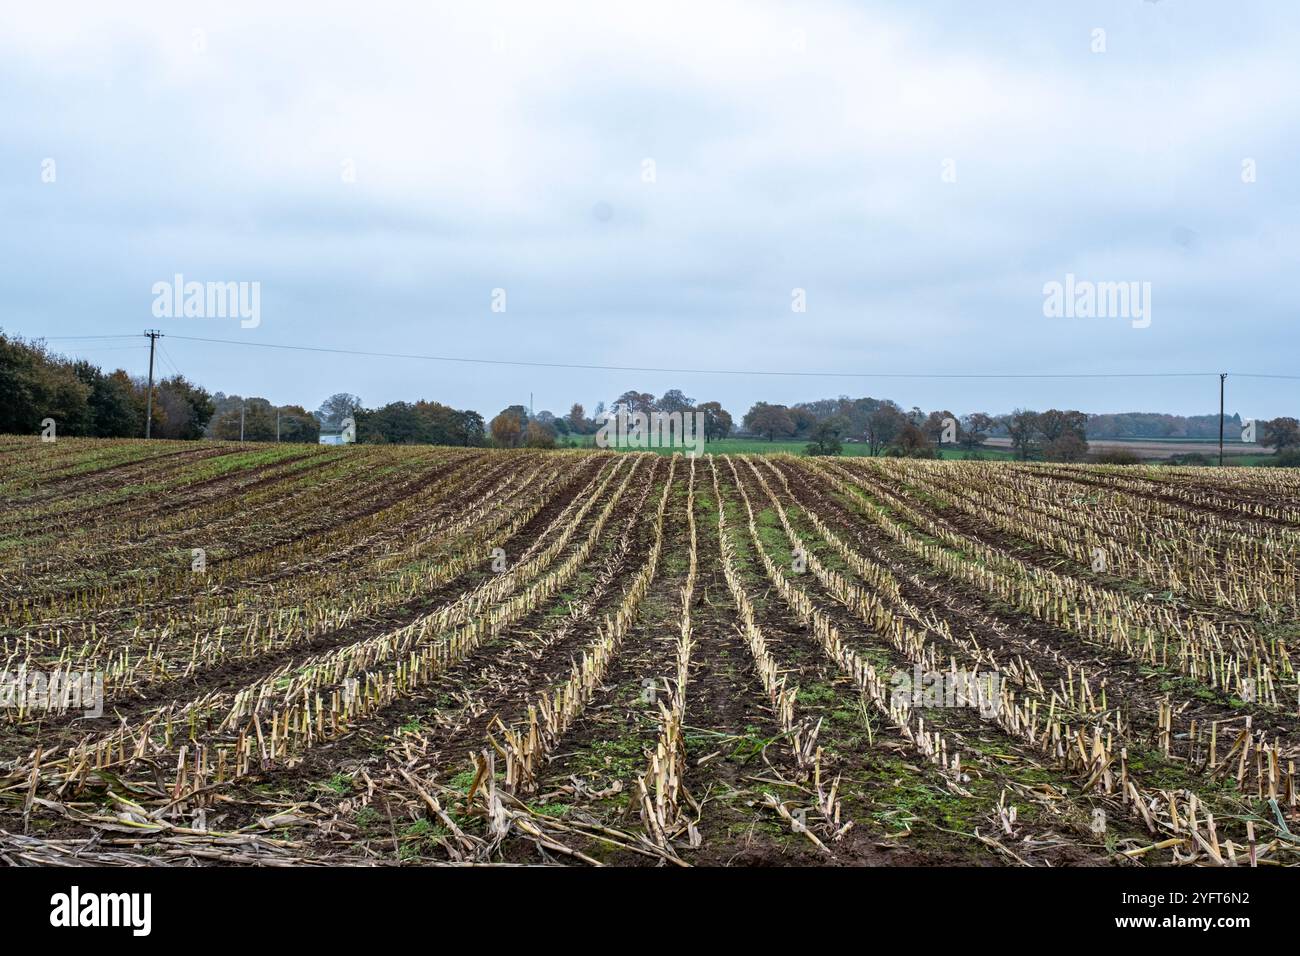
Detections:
[743, 402, 795, 441]
[490, 405, 528, 448]
[613, 390, 656, 415]
[923, 409, 960, 446]
[788, 406, 817, 438]
[1263, 417, 1300, 450]
[1037, 409, 1089, 444]
[891, 421, 935, 458]
[490, 414, 521, 447]
[1043, 431, 1089, 462]
[525, 419, 557, 448]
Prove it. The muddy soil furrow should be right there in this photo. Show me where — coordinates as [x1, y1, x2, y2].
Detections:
[773, 458, 1300, 753]
[717, 456, 1150, 865]
[4, 452, 523, 622]
[0, 456, 628, 757]
[1031, 465, 1300, 527]
[181, 459, 667, 844]
[741, 457, 1296, 855]
[7, 449, 460, 582]
[8, 440, 1298, 868]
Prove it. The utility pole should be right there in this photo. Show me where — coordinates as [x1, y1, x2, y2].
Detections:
[143, 330, 163, 438]
[240, 402, 246, 442]
[1219, 373, 1226, 466]
[276, 409, 281, 443]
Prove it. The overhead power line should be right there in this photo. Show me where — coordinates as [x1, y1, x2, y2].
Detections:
[40, 334, 142, 341]
[158, 342, 184, 379]
[161, 333, 1229, 380]
[37, 330, 1300, 380]
[49, 345, 149, 353]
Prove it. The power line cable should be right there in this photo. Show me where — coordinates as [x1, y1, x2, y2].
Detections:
[38, 334, 141, 341]
[158, 342, 184, 379]
[162, 333, 1229, 381]
[50, 345, 149, 354]
[32, 330, 1300, 381]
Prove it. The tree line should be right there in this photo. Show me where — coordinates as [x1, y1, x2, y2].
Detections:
[0, 331, 483, 447]
[5, 331, 1296, 460]
[483, 389, 736, 449]
[740, 398, 1002, 458]
[736, 396, 1299, 461]
[208, 392, 487, 446]
[0, 330, 213, 439]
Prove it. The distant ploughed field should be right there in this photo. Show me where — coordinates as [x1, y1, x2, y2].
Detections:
[2, 436, 1298, 867]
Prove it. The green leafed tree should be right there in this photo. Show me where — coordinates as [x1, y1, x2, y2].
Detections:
[804, 417, 846, 456]
[315, 392, 364, 428]
[698, 401, 733, 442]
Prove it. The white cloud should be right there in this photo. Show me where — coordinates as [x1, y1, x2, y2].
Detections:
[2, 0, 1298, 417]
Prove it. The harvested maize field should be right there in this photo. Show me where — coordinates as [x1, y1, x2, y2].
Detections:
[2, 436, 1299, 867]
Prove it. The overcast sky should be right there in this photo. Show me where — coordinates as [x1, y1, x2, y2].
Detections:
[3, 1, 1297, 420]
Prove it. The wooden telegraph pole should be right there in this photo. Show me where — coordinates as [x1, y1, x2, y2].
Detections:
[143, 330, 163, 438]
[1219, 373, 1226, 466]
